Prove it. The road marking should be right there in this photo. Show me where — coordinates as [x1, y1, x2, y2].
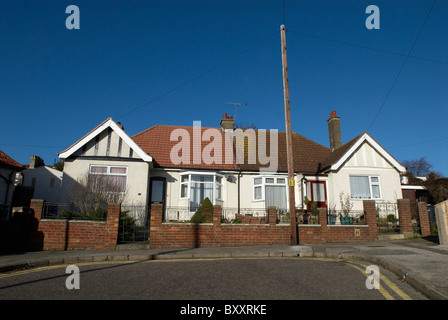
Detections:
[0, 261, 137, 279]
[0, 256, 415, 300]
[348, 260, 413, 300]
[341, 260, 395, 300]
[297, 257, 413, 300]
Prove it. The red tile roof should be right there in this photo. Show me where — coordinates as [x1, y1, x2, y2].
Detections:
[132, 125, 238, 170]
[132, 125, 332, 173]
[0, 150, 23, 169]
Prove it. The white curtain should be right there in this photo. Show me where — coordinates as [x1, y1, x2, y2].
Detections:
[189, 175, 214, 211]
[313, 183, 325, 202]
[265, 185, 287, 211]
[350, 176, 371, 199]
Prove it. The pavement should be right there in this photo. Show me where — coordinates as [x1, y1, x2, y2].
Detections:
[1, 237, 448, 300]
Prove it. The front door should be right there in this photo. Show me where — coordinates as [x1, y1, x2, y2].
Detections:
[149, 177, 166, 218]
[306, 181, 327, 210]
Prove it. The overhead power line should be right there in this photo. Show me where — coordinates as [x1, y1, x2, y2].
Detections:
[118, 30, 279, 119]
[367, 0, 438, 131]
[286, 29, 448, 66]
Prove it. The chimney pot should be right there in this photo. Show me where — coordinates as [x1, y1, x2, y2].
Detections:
[220, 113, 235, 131]
[330, 110, 337, 118]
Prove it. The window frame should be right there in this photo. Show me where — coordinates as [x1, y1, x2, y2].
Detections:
[252, 175, 288, 202]
[179, 171, 224, 203]
[89, 165, 128, 193]
[349, 175, 382, 200]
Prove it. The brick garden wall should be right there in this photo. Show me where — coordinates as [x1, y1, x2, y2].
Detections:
[149, 205, 293, 248]
[29, 200, 120, 251]
[16, 197, 431, 251]
[149, 200, 384, 249]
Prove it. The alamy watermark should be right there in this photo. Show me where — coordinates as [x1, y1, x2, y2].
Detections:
[170, 121, 279, 173]
[365, 5, 380, 30]
[66, 5, 80, 30]
[365, 265, 380, 290]
[65, 265, 80, 289]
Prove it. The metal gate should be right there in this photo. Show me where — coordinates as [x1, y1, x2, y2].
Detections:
[118, 205, 150, 243]
[376, 202, 400, 234]
[410, 201, 421, 234]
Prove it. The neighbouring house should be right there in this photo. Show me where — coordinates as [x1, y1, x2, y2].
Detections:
[401, 175, 429, 204]
[56, 111, 406, 225]
[17, 155, 63, 204]
[0, 150, 24, 219]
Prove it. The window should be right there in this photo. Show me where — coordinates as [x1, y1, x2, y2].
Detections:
[254, 177, 263, 200]
[180, 175, 189, 198]
[215, 176, 222, 200]
[89, 165, 127, 193]
[179, 173, 223, 211]
[306, 181, 326, 203]
[253, 176, 288, 210]
[349, 176, 381, 199]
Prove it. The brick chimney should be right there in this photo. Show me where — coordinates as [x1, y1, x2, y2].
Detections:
[220, 113, 235, 131]
[116, 122, 124, 130]
[327, 111, 342, 152]
[30, 155, 45, 168]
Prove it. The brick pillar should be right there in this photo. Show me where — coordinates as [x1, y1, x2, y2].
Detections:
[106, 203, 120, 247]
[213, 205, 222, 247]
[150, 203, 163, 225]
[418, 202, 431, 237]
[149, 203, 163, 248]
[268, 206, 277, 226]
[363, 200, 378, 239]
[30, 199, 44, 222]
[397, 199, 413, 238]
[317, 207, 327, 227]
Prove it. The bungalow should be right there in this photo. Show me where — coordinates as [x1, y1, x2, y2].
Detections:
[57, 111, 405, 224]
[19, 155, 63, 204]
[0, 150, 24, 219]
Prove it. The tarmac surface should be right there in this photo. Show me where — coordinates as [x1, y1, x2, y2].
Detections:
[1, 237, 447, 300]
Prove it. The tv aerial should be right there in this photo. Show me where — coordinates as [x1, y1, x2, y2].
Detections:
[225, 102, 247, 123]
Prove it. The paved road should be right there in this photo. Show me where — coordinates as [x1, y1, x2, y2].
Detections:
[0, 257, 427, 301]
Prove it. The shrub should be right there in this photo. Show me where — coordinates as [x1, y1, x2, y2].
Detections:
[387, 214, 397, 223]
[190, 198, 213, 223]
[118, 210, 140, 242]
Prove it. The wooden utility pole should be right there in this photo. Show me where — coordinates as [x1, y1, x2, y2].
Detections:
[281, 24, 298, 245]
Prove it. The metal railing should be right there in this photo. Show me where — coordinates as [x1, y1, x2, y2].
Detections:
[295, 210, 320, 225]
[375, 201, 400, 234]
[326, 210, 366, 225]
[165, 206, 194, 222]
[163, 206, 271, 224]
[222, 208, 269, 224]
[42, 203, 107, 221]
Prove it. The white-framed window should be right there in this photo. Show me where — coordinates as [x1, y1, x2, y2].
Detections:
[89, 165, 128, 193]
[349, 175, 381, 199]
[179, 172, 223, 211]
[180, 174, 189, 198]
[254, 177, 263, 200]
[215, 176, 223, 201]
[253, 176, 288, 210]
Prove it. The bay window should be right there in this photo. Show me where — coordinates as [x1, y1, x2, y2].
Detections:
[180, 172, 223, 211]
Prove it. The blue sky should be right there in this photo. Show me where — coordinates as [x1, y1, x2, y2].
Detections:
[1, 0, 447, 176]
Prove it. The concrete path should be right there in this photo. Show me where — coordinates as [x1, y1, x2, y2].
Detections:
[1, 238, 447, 299]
